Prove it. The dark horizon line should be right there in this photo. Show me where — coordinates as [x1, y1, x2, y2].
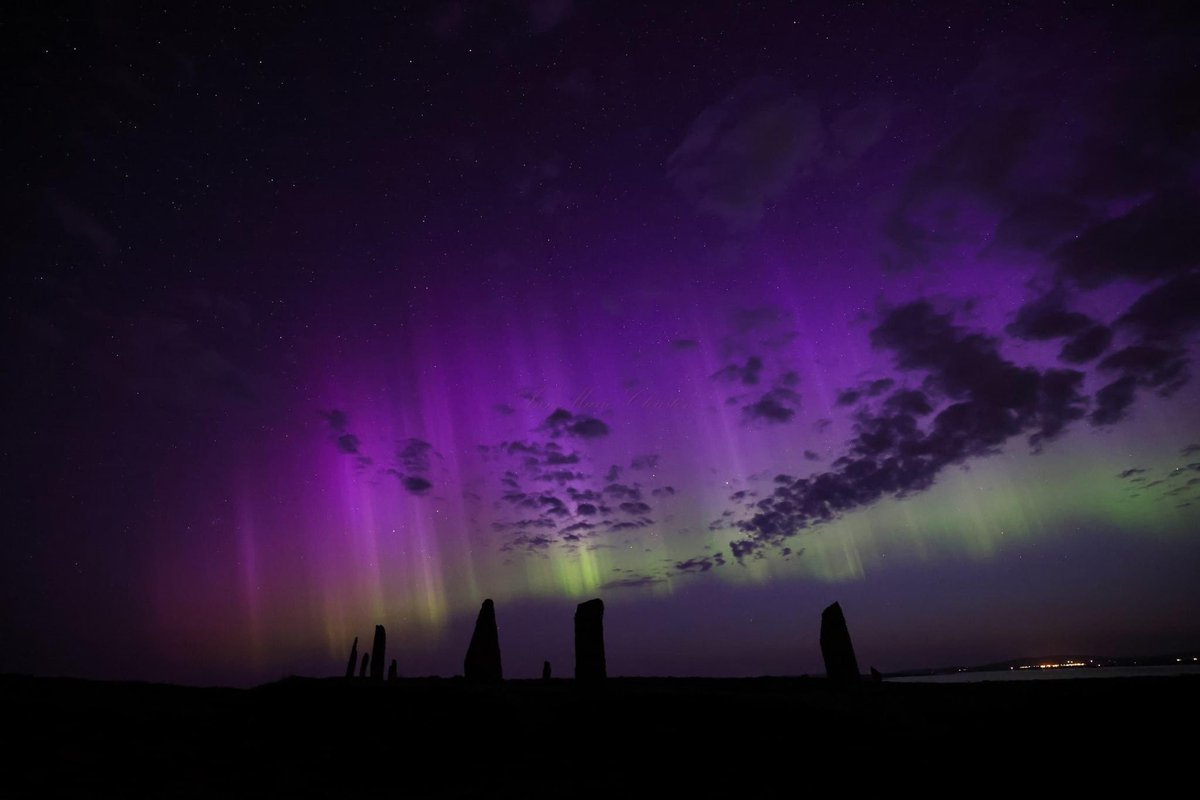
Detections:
[4, 648, 1197, 690]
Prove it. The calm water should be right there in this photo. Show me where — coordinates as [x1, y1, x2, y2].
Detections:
[890, 664, 1200, 683]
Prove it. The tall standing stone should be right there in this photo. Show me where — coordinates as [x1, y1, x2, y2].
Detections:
[820, 601, 860, 683]
[370, 625, 386, 681]
[464, 599, 502, 682]
[574, 598, 606, 681]
[344, 636, 359, 679]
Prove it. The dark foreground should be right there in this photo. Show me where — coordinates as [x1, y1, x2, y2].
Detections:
[5, 673, 1196, 796]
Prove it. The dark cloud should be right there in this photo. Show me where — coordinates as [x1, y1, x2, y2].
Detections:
[319, 410, 364, 457]
[397, 438, 436, 473]
[1055, 191, 1200, 289]
[493, 403, 516, 416]
[712, 356, 764, 386]
[885, 29, 1199, 277]
[803, 451, 820, 462]
[401, 476, 433, 494]
[742, 387, 800, 424]
[619, 501, 652, 515]
[539, 407, 611, 439]
[386, 437, 441, 494]
[492, 518, 557, 532]
[1117, 467, 1147, 479]
[535, 469, 587, 484]
[726, 300, 1091, 560]
[1097, 344, 1189, 399]
[836, 378, 897, 407]
[729, 539, 762, 562]
[1006, 289, 1094, 340]
[1090, 376, 1138, 426]
[835, 389, 861, 407]
[671, 338, 700, 350]
[1059, 325, 1112, 364]
[537, 494, 569, 516]
[500, 532, 555, 553]
[875, 41, 1198, 436]
[651, 486, 676, 497]
[675, 553, 726, 573]
[544, 450, 580, 465]
[318, 410, 374, 470]
[883, 389, 934, 416]
[576, 503, 597, 516]
[606, 520, 651, 532]
[603, 483, 642, 501]
[866, 378, 895, 397]
[1182, 444, 1200, 457]
[1115, 272, 1200, 343]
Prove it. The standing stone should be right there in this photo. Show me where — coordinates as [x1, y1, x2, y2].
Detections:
[344, 636, 359, 679]
[359, 652, 370, 678]
[820, 602, 860, 683]
[388, 659, 398, 682]
[464, 599, 503, 682]
[542, 660, 552, 680]
[370, 625, 386, 682]
[574, 598, 606, 681]
[870, 666, 883, 682]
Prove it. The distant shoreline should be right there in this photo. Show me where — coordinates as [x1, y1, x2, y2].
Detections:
[890, 663, 1200, 683]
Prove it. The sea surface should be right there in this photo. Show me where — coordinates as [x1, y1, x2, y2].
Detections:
[891, 664, 1200, 683]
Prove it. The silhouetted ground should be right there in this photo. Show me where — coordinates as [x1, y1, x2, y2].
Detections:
[4, 674, 1195, 795]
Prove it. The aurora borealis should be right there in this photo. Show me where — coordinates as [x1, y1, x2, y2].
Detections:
[4, 2, 1199, 686]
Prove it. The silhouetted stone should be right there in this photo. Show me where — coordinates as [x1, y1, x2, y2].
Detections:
[574, 598, 606, 681]
[370, 625, 386, 682]
[870, 666, 883, 682]
[820, 601, 860, 683]
[542, 660, 552, 680]
[464, 599, 502, 682]
[344, 636, 359, 679]
[359, 652, 370, 678]
[388, 659, 398, 682]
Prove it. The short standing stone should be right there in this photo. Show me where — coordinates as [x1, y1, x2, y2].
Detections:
[359, 652, 370, 678]
[388, 659, 398, 682]
[464, 599, 503, 682]
[820, 602, 860, 683]
[574, 598, 606, 681]
[542, 660, 552, 680]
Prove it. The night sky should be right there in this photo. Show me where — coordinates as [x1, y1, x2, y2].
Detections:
[4, 2, 1199, 686]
